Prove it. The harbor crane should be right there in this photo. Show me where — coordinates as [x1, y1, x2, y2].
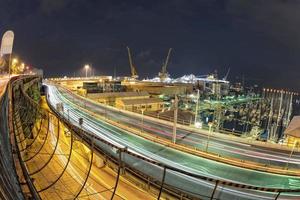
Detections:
[127, 46, 138, 79]
[223, 68, 230, 81]
[159, 48, 172, 81]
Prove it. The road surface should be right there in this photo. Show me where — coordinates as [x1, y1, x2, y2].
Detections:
[56, 84, 300, 169]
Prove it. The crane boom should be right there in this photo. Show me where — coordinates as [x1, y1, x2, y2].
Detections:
[162, 48, 172, 74]
[159, 48, 172, 81]
[127, 46, 138, 79]
[223, 67, 230, 81]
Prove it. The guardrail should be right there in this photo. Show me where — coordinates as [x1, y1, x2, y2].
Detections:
[0, 75, 43, 199]
[10, 76, 42, 200]
[0, 79, 25, 200]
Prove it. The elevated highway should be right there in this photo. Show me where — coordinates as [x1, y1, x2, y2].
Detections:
[1, 75, 300, 200]
[52, 84, 300, 170]
[46, 83, 300, 200]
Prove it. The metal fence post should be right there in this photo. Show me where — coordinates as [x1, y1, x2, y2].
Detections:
[275, 191, 281, 200]
[210, 180, 219, 200]
[111, 147, 123, 200]
[157, 166, 167, 200]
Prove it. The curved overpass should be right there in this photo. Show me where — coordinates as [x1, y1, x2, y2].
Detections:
[1, 75, 300, 200]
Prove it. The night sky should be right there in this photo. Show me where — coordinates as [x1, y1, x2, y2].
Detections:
[1, 0, 300, 91]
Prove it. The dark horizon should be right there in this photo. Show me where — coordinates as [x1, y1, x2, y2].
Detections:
[1, 0, 300, 91]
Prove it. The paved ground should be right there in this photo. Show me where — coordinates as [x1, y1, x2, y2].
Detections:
[15, 97, 155, 200]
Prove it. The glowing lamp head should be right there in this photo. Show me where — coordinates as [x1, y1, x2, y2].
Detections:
[12, 58, 18, 64]
[84, 64, 90, 70]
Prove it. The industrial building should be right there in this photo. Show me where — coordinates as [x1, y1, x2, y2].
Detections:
[83, 91, 149, 105]
[123, 81, 193, 96]
[116, 97, 164, 112]
[284, 116, 300, 147]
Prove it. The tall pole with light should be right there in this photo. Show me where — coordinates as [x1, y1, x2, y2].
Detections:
[286, 141, 298, 170]
[11, 58, 18, 74]
[194, 89, 200, 126]
[141, 108, 145, 132]
[172, 95, 178, 144]
[84, 64, 90, 78]
[206, 122, 213, 152]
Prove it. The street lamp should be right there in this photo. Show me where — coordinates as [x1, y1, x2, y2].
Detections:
[141, 108, 145, 132]
[286, 141, 298, 170]
[9, 58, 18, 76]
[194, 89, 200, 126]
[12, 58, 18, 65]
[20, 63, 25, 73]
[205, 122, 213, 152]
[84, 64, 90, 78]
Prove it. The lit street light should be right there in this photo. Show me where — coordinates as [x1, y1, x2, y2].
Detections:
[84, 64, 90, 78]
[205, 122, 213, 152]
[194, 89, 200, 126]
[286, 141, 298, 169]
[12, 58, 18, 65]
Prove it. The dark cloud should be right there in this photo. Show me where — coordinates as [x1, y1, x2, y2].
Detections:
[226, 0, 300, 48]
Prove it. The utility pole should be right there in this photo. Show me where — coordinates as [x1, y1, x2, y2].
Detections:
[286, 92, 293, 127]
[194, 89, 200, 125]
[141, 108, 145, 133]
[286, 141, 298, 170]
[172, 95, 178, 144]
[275, 90, 283, 140]
[267, 96, 274, 140]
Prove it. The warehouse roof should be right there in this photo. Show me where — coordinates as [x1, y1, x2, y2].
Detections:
[285, 116, 300, 138]
[87, 91, 149, 99]
[119, 98, 163, 105]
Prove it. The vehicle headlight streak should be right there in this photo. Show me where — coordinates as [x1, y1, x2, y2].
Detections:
[46, 84, 300, 200]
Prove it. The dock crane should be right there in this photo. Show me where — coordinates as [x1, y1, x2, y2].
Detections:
[223, 68, 230, 81]
[159, 48, 172, 81]
[127, 46, 138, 79]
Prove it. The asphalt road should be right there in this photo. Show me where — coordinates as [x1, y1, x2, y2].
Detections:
[56, 85, 300, 169]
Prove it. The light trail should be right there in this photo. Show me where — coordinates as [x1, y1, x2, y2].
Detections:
[46, 84, 300, 200]
[48, 116, 106, 200]
[58, 85, 300, 166]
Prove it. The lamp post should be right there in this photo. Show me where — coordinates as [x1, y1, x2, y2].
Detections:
[286, 141, 298, 170]
[141, 108, 145, 132]
[206, 122, 213, 152]
[172, 95, 178, 144]
[194, 89, 200, 126]
[84, 64, 90, 78]
[10, 58, 18, 75]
